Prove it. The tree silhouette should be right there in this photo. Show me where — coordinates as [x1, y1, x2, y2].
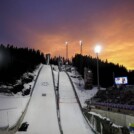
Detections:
[72, 54, 133, 87]
[0, 44, 46, 84]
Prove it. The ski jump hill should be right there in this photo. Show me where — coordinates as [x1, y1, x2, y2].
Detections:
[16, 65, 94, 134]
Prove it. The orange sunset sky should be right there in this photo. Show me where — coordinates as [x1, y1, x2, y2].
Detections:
[0, 0, 134, 70]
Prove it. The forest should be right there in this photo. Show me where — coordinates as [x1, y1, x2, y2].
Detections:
[72, 54, 134, 87]
[0, 44, 134, 88]
[0, 44, 46, 85]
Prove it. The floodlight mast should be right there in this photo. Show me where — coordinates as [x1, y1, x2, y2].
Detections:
[65, 41, 68, 60]
[94, 45, 102, 90]
[79, 40, 83, 55]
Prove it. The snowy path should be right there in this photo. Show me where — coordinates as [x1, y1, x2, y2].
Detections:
[59, 72, 94, 134]
[16, 65, 60, 134]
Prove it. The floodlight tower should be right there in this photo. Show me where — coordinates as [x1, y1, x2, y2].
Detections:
[79, 40, 83, 55]
[65, 41, 68, 60]
[94, 45, 102, 90]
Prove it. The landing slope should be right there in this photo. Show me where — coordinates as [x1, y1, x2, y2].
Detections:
[59, 72, 94, 134]
[17, 65, 60, 134]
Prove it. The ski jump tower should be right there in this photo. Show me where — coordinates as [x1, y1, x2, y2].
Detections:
[46, 54, 51, 65]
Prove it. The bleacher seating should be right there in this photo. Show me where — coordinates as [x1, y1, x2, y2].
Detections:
[90, 86, 134, 111]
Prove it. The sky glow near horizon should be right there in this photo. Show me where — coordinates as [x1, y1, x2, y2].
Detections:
[0, 0, 134, 70]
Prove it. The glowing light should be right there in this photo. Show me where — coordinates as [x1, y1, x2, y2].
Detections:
[65, 41, 68, 45]
[94, 45, 101, 54]
[79, 40, 82, 46]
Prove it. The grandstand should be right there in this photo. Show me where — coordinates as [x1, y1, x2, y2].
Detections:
[87, 85, 134, 115]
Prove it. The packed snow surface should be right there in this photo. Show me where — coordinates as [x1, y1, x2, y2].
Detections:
[0, 96, 29, 129]
[59, 72, 94, 134]
[0, 64, 42, 129]
[16, 65, 60, 134]
[68, 71, 98, 108]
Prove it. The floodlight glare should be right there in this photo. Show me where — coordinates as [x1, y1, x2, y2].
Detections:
[65, 41, 68, 45]
[79, 40, 82, 46]
[94, 45, 101, 54]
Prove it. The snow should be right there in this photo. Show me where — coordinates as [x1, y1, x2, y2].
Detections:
[16, 65, 60, 134]
[68, 68, 123, 129]
[0, 64, 42, 129]
[89, 112, 122, 128]
[68, 71, 98, 108]
[0, 96, 29, 128]
[89, 111, 110, 121]
[0, 64, 97, 133]
[0, 111, 8, 128]
[52, 65, 59, 87]
[59, 71, 94, 134]
[112, 123, 122, 128]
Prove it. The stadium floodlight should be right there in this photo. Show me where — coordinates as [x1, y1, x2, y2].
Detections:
[79, 40, 83, 55]
[94, 45, 101, 54]
[94, 45, 102, 90]
[65, 41, 68, 60]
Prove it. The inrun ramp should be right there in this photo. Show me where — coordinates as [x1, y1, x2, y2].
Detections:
[16, 65, 60, 134]
[59, 72, 94, 134]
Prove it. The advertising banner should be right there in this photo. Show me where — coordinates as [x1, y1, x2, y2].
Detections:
[115, 77, 128, 85]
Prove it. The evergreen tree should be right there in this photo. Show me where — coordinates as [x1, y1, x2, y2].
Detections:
[72, 54, 133, 87]
[0, 44, 46, 84]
